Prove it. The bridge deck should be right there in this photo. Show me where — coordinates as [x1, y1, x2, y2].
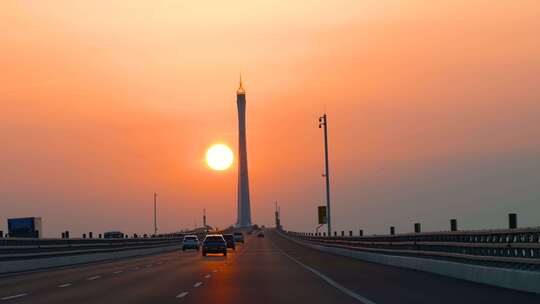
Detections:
[0, 230, 538, 304]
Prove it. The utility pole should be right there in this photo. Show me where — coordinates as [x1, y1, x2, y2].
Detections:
[278, 206, 281, 230]
[203, 208, 207, 228]
[153, 192, 158, 235]
[275, 201, 279, 229]
[318, 114, 332, 236]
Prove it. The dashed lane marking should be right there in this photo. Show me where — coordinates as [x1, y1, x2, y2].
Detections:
[193, 282, 203, 288]
[176, 292, 189, 298]
[58, 283, 72, 288]
[113, 270, 123, 274]
[204, 274, 211, 279]
[1, 294, 28, 301]
[87, 276, 101, 281]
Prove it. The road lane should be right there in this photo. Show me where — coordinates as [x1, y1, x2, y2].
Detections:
[1, 231, 539, 304]
[271, 230, 540, 304]
[0, 249, 201, 303]
[182, 232, 360, 304]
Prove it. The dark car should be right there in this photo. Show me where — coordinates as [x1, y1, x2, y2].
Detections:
[222, 234, 236, 250]
[202, 234, 227, 256]
[233, 232, 244, 243]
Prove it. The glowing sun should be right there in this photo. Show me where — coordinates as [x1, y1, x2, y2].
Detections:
[206, 144, 234, 171]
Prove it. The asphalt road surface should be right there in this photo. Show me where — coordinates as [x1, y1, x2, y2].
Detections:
[1, 230, 539, 304]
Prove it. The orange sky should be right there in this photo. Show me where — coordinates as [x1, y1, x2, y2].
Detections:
[1, 1, 540, 236]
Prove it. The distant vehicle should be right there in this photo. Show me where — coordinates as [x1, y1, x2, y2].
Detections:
[257, 232, 265, 238]
[233, 232, 244, 243]
[104, 231, 124, 239]
[202, 234, 227, 256]
[222, 234, 236, 250]
[7, 217, 42, 238]
[182, 235, 200, 251]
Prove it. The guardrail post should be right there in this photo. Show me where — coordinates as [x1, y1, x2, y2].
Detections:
[341, 231, 344, 237]
[89, 232, 93, 239]
[349, 230, 353, 237]
[390, 226, 395, 235]
[414, 223, 421, 233]
[359, 229, 363, 237]
[509, 213, 517, 229]
[450, 219, 458, 231]
[83, 233, 86, 239]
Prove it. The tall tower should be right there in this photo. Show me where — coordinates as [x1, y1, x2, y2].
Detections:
[236, 75, 252, 227]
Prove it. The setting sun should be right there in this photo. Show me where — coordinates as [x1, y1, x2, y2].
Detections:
[206, 144, 234, 171]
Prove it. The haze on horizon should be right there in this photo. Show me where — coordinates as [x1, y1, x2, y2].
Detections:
[1, 1, 539, 237]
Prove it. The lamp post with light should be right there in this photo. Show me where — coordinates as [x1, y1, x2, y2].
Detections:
[318, 114, 331, 236]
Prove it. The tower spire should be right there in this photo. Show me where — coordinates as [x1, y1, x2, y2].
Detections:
[236, 74, 251, 228]
[237, 73, 245, 95]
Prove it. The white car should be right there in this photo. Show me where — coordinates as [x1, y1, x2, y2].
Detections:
[182, 235, 200, 251]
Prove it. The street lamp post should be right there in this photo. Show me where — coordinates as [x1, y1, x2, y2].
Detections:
[153, 192, 158, 235]
[318, 114, 332, 236]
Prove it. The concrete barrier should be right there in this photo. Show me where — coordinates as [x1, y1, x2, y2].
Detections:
[0, 244, 181, 275]
[279, 231, 540, 294]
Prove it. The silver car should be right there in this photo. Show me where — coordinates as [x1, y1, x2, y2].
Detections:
[182, 235, 200, 251]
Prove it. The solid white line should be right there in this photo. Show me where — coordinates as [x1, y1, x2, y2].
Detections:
[277, 247, 377, 304]
[176, 291, 189, 298]
[193, 282, 203, 288]
[113, 270, 123, 274]
[1, 293, 28, 300]
[204, 274, 211, 279]
[57, 283, 72, 288]
[87, 275, 101, 281]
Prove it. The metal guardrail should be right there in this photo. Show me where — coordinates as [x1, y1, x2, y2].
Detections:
[0, 227, 231, 261]
[0, 236, 184, 261]
[284, 227, 540, 271]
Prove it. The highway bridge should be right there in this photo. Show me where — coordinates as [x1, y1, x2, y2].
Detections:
[1, 230, 539, 304]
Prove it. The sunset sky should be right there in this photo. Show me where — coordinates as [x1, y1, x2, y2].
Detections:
[1, 1, 539, 237]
